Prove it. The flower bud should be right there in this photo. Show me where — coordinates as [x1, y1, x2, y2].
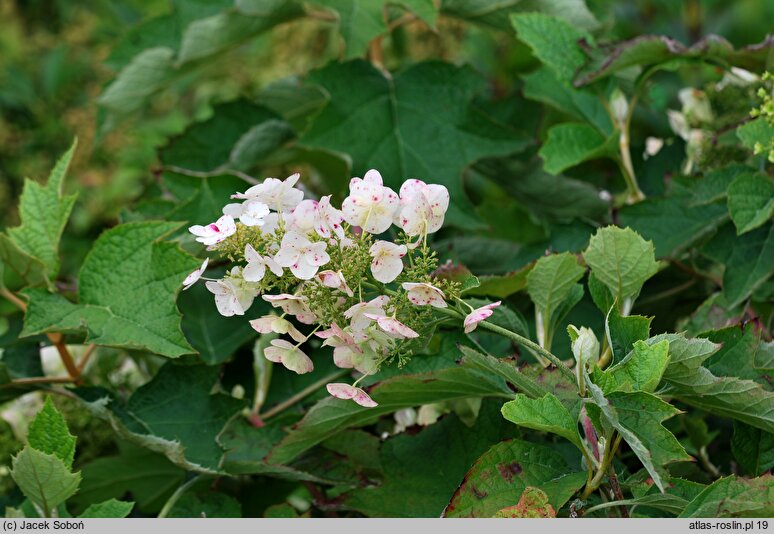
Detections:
[567, 325, 600, 370]
[610, 89, 628, 127]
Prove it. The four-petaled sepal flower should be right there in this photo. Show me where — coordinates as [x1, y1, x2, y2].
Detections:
[402, 282, 447, 308]
[274, 231, 330, 280]
[250, 315, 306, 343]
[464, 301, 501, 333]
[264, 339, 313, 374]
[189, 215, 237, 246]
[182, 258, 209, 290]
[369, 241, 407, 283]
[244, 244, 283, 282]
[326, 383, 378, 407]
[342, 169, 399, 234]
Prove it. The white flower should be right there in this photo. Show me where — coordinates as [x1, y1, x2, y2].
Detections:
[222, 199, 270, 227]
[369, 241, 407, 283]
[568, 325, 600, 370]
[274, 231, 330, 280]
[402, 282, 447, 308]
[326, 383, 377, 408]
[644, 137, 664, 159]
[232, 173, 304, 211]
[262, 294, 317, 324]
[463, 301, 500, 333]
[364, 313, 419, 339]
[243, 244, 283, 282]
[250, 315, 306, 343]
[342, 169, 399, 234]
[394, 179, 449, 236]
[182, 258, 209, 290]
[189, 215, 237, 246]
[264, 339, 313, 374]
[291, 195, 345, 239]
[205, 268, 256, 317]
[317, 270, 354, 297]
[344, 295, 390, 336]
[678, 88, 713, 124]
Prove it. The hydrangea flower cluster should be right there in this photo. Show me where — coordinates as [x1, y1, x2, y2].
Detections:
[182, 170, 486, 408]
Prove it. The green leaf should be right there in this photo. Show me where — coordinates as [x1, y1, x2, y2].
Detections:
[526, 252, 585, 325]
[727, 173, 774, 235]
[501, 393, 583, 452]
[160, 101, 293, 173]
[539, 123, 617, 175]
[443, 439, 586, 517]
[300, 60, 530, 228]
[98, 47, 177, 117]
[3, 140, 77, 282]
[73, 364, 243, 473]
[458, 346, 546, 399]
[27, 398, 76, 469]
[680, 476, 774, 518]
[702, 222, 774, 307]
[652, 333, 774, 435]
[442, 0, 599, 32]
[594, 339, 670, 394]
[316, 0, 386, 58]
[163, 172, 251, 226]
[511, 13, 590, 84]
[11, 447, 81, 516]
[68, 444, 184, 515]
[691, 164, 751, 206]
[79, 499, 134, 518]
[583, 226, 659, 304]
[620, 178, 730, 258]
[268, 362, 514, 464]
[344, 401, 517, 517]
[177, 4, 304, 65]
[605, 307, 652, 365]
[21, 222, 199, 358]
[587, 385, 690, 491]
[477, 158, 609, 221]
[522, 67, 612, 134]
[738, 117, 774, 155]
[732, 422, 774, 477]
[574, 34, 774, 87]
[0, 235, 49, 288]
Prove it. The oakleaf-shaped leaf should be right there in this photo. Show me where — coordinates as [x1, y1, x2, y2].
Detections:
[511, 13, 590, 84]
[27, 397, 76, 469]
[587, 385, 690, 491]
[73, 364, 243, 473]
[583, 226, 659, 304]
[21, 222, 199, 358]
[501, 393, 583, 452]
[2, 140, 77, 284]
[593, 339, 670, 394]
[443, 439, 586, 517]
[11, 447, 81, 516]
[300, 60, 530, 228]
[680, 475, 774, 518]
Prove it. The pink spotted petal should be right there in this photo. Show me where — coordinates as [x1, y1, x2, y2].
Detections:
[463, 301, 501, 333]
[326, 383, 378, 408]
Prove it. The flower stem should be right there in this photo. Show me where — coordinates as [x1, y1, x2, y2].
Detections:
[261, 369, 349, 420]
[158, 475, 203, 518]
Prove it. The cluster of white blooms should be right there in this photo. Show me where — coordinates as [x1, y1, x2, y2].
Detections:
[182, 170, 495, 408]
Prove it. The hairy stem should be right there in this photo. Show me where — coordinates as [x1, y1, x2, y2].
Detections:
[158, 475, 203, 518]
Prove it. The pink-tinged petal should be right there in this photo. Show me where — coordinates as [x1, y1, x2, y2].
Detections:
[363, 169, 383, 186]
[205, 280, 228, 296]
[402, 282, 447, 308]
[273, 246, 300, 267]
[182, 258, 209, 290]
[215, 214, 237, 235]
[463, 301, 501, 333]
[264, 339, 313, 374]
[265, 256, 284, 277]
[399, 179, 427, 202]
[290, 259, 318, 280]
[326, 383, 378, 408]
[305, 242, 330, 266]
